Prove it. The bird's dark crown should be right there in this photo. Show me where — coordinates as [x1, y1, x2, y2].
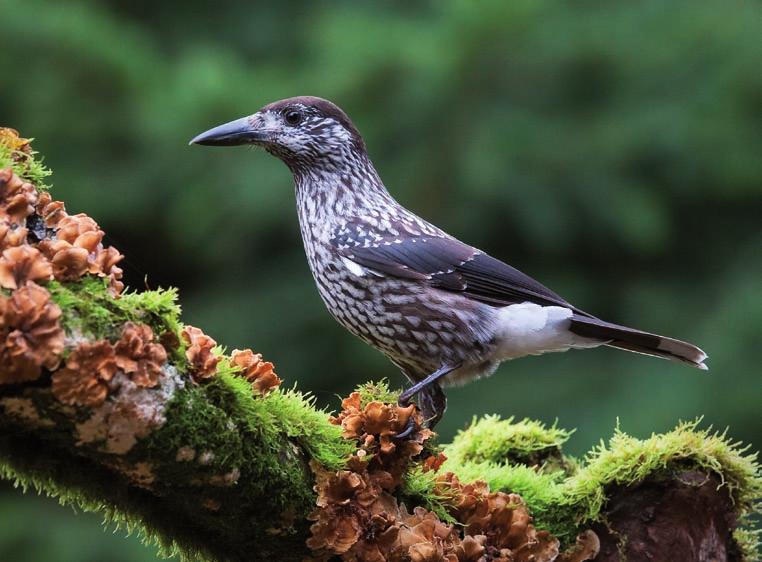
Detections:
[262, 96, 363, 147]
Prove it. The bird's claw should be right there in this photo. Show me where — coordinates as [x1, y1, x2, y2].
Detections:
[394, 380, 447, 440]
[394, 407, 418, 440]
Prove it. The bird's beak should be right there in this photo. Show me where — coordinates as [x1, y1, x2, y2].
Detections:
[189, 116, 271, 147]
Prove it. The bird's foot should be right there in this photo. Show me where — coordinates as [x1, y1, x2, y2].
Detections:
[394, 382, 447, 440]
[395, 390, 417, 440]
[394, 414, 418, 440]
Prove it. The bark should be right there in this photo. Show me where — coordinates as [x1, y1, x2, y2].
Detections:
[593, 471, 741, 562]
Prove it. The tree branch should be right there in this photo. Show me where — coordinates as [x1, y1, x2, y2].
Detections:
[0, 129, 759, 561]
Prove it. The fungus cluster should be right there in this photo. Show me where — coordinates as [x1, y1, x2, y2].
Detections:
[0, 282, 64, 383]
[230, 348, 281, 395]
[182, 325, 221, 382]
[0, 154, 119, 388]
[0, 154, 127, 387]
[308, 391, 599, 562]
[0, 167, 124, 295]
[0, 127, 279, 424]
[51, 322, 167, 407]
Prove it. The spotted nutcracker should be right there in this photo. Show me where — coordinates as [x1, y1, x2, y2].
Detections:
[191, 96, 707, 435]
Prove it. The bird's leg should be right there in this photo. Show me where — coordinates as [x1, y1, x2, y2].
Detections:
[416, 382, 447, 428]
[396, 363, 459, 439]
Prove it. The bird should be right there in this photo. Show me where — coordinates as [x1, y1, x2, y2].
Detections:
[190, 96, 707, 434]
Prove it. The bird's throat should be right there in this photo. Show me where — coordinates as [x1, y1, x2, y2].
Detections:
[293, 155, 397, 241]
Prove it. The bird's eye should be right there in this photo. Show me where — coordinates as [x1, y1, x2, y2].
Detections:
[284, 109, 303, 126]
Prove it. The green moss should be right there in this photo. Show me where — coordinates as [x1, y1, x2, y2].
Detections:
[443, 414, 574, 471]
[198, 367, 351, 470]
[144, 383, 246, 475]
[560, 419, 762, 530]
[405, 416, 762, 553]
[145, 371, 351, 506]
[48, 277, 183, 347]
[734, 528, 761, 561]
[132, 373, 332, 560]
[450, 460, 564, 513]
[263, 386, 354, 470]
[355, 379, 400, 407]
[0, 137, 52, 189]
[402, 415, 571, 531]
[400, 465, 457, 524]
[118, 285, 183, 334]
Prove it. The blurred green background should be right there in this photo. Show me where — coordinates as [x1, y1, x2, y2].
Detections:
[1, 0, 761, 559]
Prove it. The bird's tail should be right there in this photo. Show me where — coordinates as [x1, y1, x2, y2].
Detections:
[569, 315, 708, 370]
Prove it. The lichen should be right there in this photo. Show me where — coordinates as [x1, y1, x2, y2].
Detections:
[0, 396, 55, 428]
[75, 366, 183, 454]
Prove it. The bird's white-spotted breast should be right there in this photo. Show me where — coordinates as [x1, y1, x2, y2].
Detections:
[293, 159, 501, 385]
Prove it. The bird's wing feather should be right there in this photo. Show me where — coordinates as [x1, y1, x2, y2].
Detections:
[333, 231, 581, 311]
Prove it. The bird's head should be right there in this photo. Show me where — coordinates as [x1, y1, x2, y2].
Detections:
[190, 96, 365, 172]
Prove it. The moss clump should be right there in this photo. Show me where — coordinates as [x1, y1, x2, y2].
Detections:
[0, 131, 52, 189]
[734, 528, 762, 562]
[560, 420, 762, 540]
[354, 379, 401, 408]
[263, 387, 354, 470]
[48, 278, 182, 349]
[444, 414, 574, 471]
[399, 465, 453, 522]
[405, 417, 761, 553]
[444, 459, 565, 519]
[116, 370, 354, 560]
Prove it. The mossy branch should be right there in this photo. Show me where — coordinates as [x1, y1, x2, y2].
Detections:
[0, 131, 760, 561]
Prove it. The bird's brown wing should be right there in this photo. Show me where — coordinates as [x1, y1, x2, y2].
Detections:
[334, 231, 708, 368]
[334, 233, 582, 312]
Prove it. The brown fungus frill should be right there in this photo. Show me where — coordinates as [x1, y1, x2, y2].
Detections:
[37, 212, 124, 293]
[0, 245, 53, 289]
[182, 325, 220, 382]
[231, 348, 281, 395]
[0, 167, 37, 249]
[50, 322, 167, 408]
[309, 393, 439, 561]
[393, 506, 462, 562]
[330, 391, 432, 486]
[35, 191, 66, 229]
[51, 340, 118, 407]
[115, 322, 168, 388]
[0, 282, 64, 383]
[430, 472, 561, 562]
[557, 530, 600, 562]
[310, 391, 597, 562]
